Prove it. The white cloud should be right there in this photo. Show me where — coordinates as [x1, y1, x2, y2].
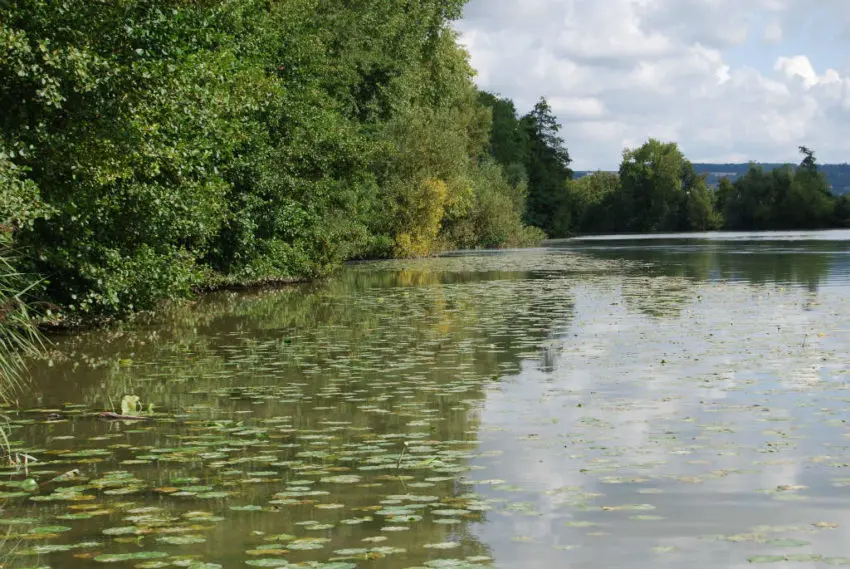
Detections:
[548, 96, 607, 118]
[775, 55, 842, 89]
[457, 0, 850, 169]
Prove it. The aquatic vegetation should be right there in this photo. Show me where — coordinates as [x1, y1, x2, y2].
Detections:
[0, 240, 848, 567]
[0, 240, 44, 404]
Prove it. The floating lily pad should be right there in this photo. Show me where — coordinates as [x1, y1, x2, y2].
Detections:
[94, 552, 169, 563]
[244, 560, 290, 567]
[157, 534, 207, 545]
[29, 525, 72, 534]
[748, 556, 788, 564]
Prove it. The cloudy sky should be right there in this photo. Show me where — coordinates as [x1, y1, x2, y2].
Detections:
[456, 0, 850, 170]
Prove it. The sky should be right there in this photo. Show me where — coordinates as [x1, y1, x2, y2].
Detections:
[456, 0, 850, 170]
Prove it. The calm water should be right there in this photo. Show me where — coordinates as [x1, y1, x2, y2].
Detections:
[3, 231, 850, 568]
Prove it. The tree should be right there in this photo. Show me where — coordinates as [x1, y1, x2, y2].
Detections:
[782, 147, 833, 228]
[714, 177, 734, 217]
[520, 97, 573, 237]
[723, 148, 833, 230]
[478, 91, 530, 186]
[618, 139, 689, 232]
[834, 195, 850, 227]
[798, 146, 817, 174]
[564, 172, 620, 234]
[683, 177, 719, 231]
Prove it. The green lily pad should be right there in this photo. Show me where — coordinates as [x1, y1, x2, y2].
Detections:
[244, 560, 290, 567]
[29, 525, 72, 534]
[157, 535, 207, 545]
[94, 552, 169, 563]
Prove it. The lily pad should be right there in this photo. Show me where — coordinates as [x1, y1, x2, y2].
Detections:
[94, 552, 169, 563]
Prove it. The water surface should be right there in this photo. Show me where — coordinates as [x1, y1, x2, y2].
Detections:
[3, 231, 850, 568]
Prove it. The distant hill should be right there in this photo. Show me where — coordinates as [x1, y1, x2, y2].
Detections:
[693, 163, 850, 195]
[575, 163, 850, 195]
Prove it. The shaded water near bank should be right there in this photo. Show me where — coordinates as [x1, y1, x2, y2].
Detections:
[3, 231, 850, 568]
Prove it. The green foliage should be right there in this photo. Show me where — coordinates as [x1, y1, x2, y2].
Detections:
[446, 161, 545, 249]
[683, 178, 721, 231]
[0, 0, 541, 321]
[478, 93, 574, 237]
[2, 1, 262, 316]
[0, 236, 43, 402]
[0, 145, 46, 400]
[617, 139, 697, 232]
[564, 171, 621, 234]
[834, 196, 850, 227]
[520, 98, 574, 237]
[691, 161, 850, 194]
[468, 99, 843, 237]
[566, 144, 838, 235]
[0, 149, 50, 233]
[477, 92, 530, 186]
[723, 148, 835, 230]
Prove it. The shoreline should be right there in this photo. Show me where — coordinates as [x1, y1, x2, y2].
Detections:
[39, 226, 850, 333]
[39, 274, 319, 335]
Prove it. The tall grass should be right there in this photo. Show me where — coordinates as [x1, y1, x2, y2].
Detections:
[0, 237, 44, 465]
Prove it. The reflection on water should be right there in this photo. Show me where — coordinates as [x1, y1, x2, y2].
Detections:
[558, 231, 850, 292]
[1, 232, 850, 568]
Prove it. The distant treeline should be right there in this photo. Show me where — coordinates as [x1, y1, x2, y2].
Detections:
[479, 92, 850, 236]
[692, 163, 850, 195]
[563, 145, 850, 234]
[578, 164, 850, 195]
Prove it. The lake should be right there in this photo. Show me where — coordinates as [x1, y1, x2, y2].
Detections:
[3, 231, 850, 568]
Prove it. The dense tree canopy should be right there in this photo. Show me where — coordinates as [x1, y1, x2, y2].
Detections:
[562, 144, 843, 235]
[478, 94, 573, 237]
[562, 171, 620, 234]
[0, 0, 542, 320]
[519, 98, 574, 237]
[477, 92, 529, 187]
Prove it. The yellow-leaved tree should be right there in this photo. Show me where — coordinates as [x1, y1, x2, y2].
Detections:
[394, 178, 449, 257]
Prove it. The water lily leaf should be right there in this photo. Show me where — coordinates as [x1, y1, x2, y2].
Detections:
[320, 475, 361, 484]
[763, 538, 809, 547]
[244, 559, 290, 567]
[29, 525, 72, 534]
[94, 552, 169, 563]
[157, 534, 207, 545]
